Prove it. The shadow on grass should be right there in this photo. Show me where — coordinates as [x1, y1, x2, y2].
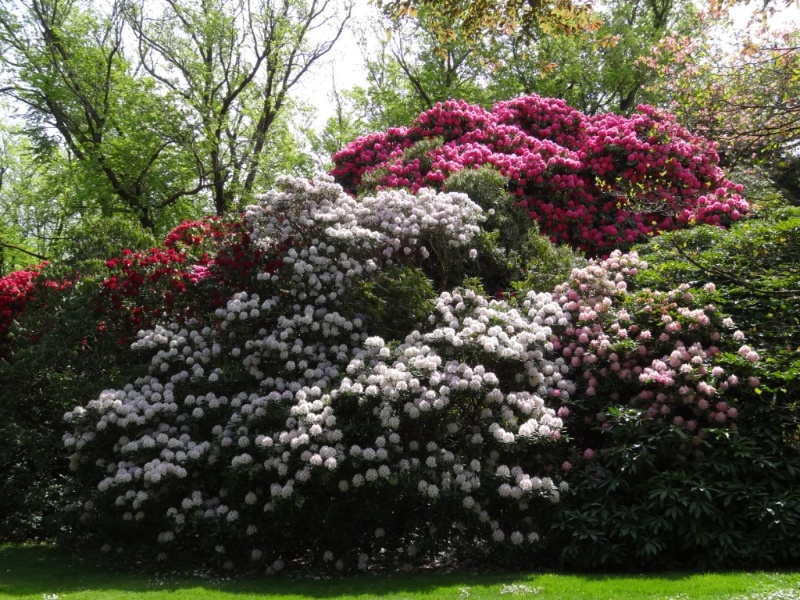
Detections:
[0, 544, 535, 599]
[2, 544, 796, 599]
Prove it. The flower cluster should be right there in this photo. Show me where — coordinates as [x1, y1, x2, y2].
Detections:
[64, 176, 572, 570]
[97, 216, 281, 345]
[331, 95, 748, 255]
[549, 251, 756, 462]
[0, 262, 74, 358]
[0, 216, 276, 359]
[0, 265, 43, 342]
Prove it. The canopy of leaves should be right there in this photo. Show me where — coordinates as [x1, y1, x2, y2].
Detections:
[643, 20, 800, 166]
[375, 0, 600, 44]
[0, 0, 350, 234]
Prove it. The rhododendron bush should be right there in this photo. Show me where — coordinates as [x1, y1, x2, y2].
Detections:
[550, 218, 800, 570]
[0, 217, 265, 363]
[56, 175, 763, 570]
[549, 252, 756, 439]
[330, 95, 749, 255]
[62, 176, 572, 569]
[96, 216, 280, 342]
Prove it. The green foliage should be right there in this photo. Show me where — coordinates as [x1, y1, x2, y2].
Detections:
[635, 207, 800, 452]
[0, 125, 66, 274]
[552, 398, 800, 570]
[548, 204, 800, 570]
[635, 206, 800, 401]
[445, 166, 519, 231]
[724, 163, 799, 212]
[444, 166, 580, 294]
[488, 0, 703, 115]
[0, 0, 205, 231]
[376, 0, 600, 46]
[507, 229, 581, 294]
[349, 265, 436, 341]
[0, 269, 150, 541]
[774, 154, 800, 204]
[0, 0, 348, 232]
[334, 12, 498, 134]
[344, 0, 705, 134]
[53, 217, 157, 268]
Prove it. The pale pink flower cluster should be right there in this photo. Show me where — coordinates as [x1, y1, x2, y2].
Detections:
[551, 250, 757, 443]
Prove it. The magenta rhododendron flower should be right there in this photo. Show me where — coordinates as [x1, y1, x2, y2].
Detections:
[0, 266, 43, 340]
[331, 95, 748, 256]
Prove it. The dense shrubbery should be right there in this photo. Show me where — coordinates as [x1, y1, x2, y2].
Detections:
[331, 95, 749, 256]
[547, 240, 800, 569]
[634, 206, 800, 465]
[0, 173, 770, 571]
[634, 207, 800, 400]
[539, 204, 800, 571]
[0, 213, 271, 540]
[1, 98, 798, 571]
[60, 177, 573, 570]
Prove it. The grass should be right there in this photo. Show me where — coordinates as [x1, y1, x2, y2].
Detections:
[2, 545, 800, 600]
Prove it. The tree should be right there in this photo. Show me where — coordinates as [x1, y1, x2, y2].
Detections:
[304, 81, 371, 170]
[0, 0, 352, 234]
[0, 119, 70, 275]
[488, 0, 703, 115]
[322, 0, 706, 155]
[643, 18, 800, 167]
[312, 9, 494, 141]
[374, 0, 600, 45]
[123, 0, 352, 215]
[374, 0, 793, 46]
[0, 0, 206, 231]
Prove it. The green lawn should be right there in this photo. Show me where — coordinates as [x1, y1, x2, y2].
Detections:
[2, 545, 799, 599]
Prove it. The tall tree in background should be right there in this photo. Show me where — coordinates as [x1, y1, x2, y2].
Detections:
[375, 0, 794, 44]
[348, 10, 494, 129]
[123, 0, 351, 215]
[0, 122, 69, 274]
[375, 0, 600, 44]
[0, 0, 351, 240]
[490, 0, 702, 115]
[0, 0, 204, 232]
[319, 0, 703, 147]
[644, 18, 800, 167]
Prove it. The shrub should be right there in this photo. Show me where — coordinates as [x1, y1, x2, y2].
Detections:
[0, 268, 133, 541]
[54, 216, 158, 267]
[634, 206, 800, 417]
[331, 95, 748, 256]
[3, 169, 781, 570]
[61, 176, 574, 571]
[546, 212, 800, 570]
[0, 214, 276, 541]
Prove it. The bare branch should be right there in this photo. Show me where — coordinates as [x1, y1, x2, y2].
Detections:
[0, 238, 48, 261]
